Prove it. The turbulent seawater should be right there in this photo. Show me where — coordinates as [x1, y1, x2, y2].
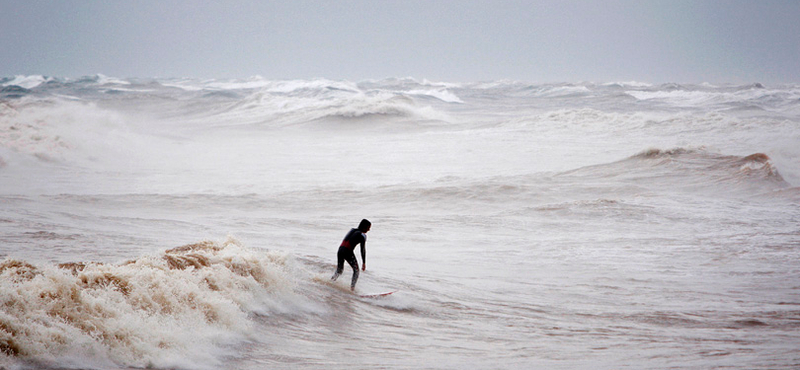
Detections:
[1, 75, 799, 369]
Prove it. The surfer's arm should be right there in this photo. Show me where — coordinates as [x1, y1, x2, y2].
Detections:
[360, 241, 366, 271]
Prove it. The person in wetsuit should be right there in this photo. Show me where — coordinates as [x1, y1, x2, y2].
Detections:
[331, 219, 371, 290]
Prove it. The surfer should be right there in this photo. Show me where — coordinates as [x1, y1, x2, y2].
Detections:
[331, 219, 370, 291]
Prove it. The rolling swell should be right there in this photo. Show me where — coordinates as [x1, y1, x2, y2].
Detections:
[630, 148, 787, 189]
[383, 148, 792, 210]
[553, 148, 791, 197]
[0, 237, 295, 369]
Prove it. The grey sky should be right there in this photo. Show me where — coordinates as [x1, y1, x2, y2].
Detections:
[1, 0, 798, 83]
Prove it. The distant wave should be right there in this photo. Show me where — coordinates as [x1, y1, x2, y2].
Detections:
[391, 148, 794, 209]
[166, 76, 463, 104]
[204, 77, 361, 94]
[625, 84, 800, 111]
[602, 81, 653, 88]
[0, 237, 296, 369]
[625, 89, 738, 107]
[0, 85, 31, 99]
[626, 148, 789, 192]
[195, 84, 454, 127]
[0, 99, 138, 166]
[0, 74, 133, 91]
[77, 74, 132, 86]
[465, 81, 595, 98]
[1, 75, 54, 90]
[4, 75, 797, 112]
[404, 89, 464, 103]
[3, 75, 798, 177]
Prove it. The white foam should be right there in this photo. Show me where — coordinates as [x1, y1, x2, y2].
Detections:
[94, 74, 131, 85]
[535, 85, 591, 97]
[406, 89, 464, 103]
[0, 237, 300, 369]
[602, 81, 653, 88]
[201, 76, 360, 93]
[2, 75, 52, 89]
[0, 99, 142, 168]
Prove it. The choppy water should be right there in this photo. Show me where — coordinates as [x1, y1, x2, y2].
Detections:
[1, 75, 799, 369]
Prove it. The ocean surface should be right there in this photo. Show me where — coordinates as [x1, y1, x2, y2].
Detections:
[1, 75, 799, 369]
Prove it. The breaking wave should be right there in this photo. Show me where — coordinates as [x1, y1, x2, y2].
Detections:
[215, 89, 438, 126]
[0, 98, 143, 166]
[0, 238, 298, 369]
[625, 84, 800, 111]
[1, 76, 55, 90]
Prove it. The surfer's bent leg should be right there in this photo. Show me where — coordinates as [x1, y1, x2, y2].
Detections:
[331, 247, 347, 281]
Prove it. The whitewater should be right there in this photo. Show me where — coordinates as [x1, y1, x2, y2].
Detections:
[1, 75, 799, 369]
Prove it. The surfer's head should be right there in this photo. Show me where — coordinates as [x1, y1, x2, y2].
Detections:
[358, 219, 371, 233]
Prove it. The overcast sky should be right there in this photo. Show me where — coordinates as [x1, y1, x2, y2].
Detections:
[1, 0, 798, 83]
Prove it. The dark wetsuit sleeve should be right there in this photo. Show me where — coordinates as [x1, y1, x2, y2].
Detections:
[360, 234, 366, 265]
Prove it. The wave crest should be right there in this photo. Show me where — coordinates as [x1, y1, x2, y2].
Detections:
[629, 148, 788, 191]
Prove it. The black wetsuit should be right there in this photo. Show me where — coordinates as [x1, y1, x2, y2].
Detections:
[332, 228, 366, 289]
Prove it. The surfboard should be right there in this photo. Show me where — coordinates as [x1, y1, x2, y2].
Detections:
[313, 274, 396, 298]
[358, 291, 396, 298]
